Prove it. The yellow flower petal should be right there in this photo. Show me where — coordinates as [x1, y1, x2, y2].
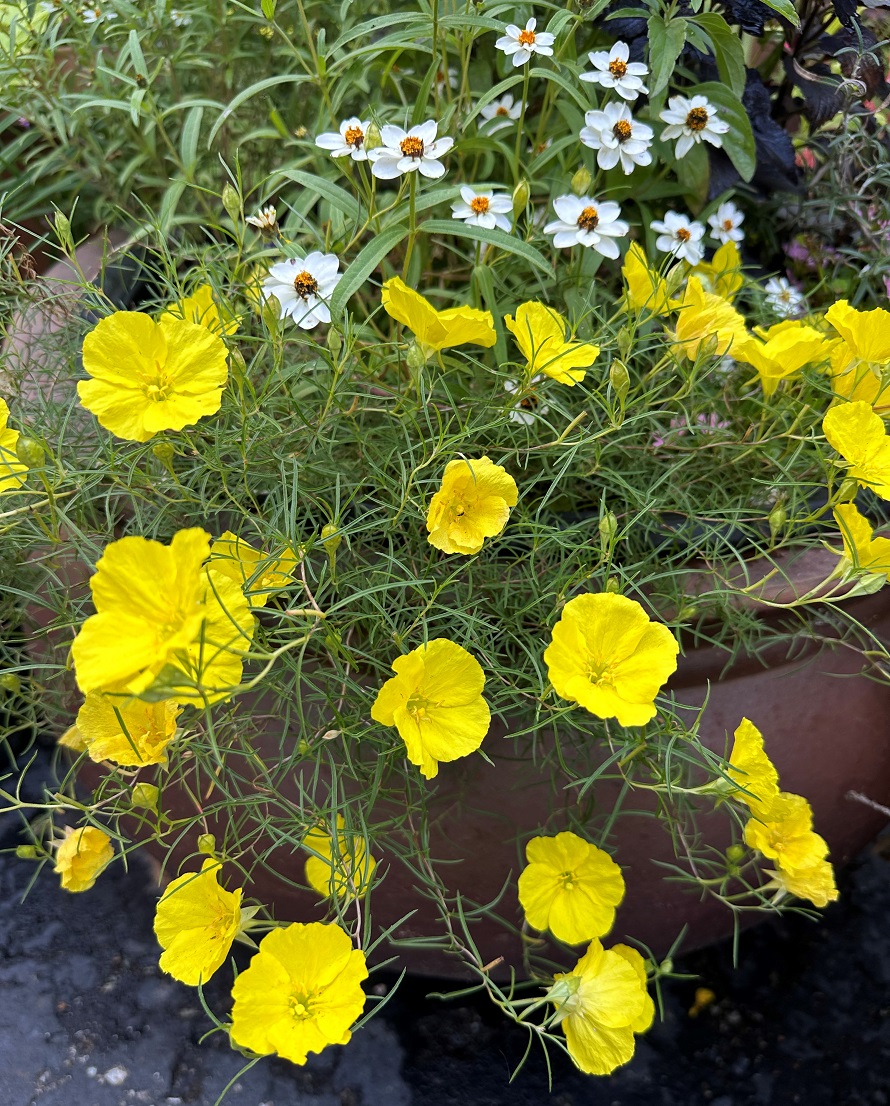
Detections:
[425, 456, 518, 555]
[76, 691, 181, 766]
[154, 859, 243, 985]
[0, 397, 28, 493]
[622, 243, 675, 316]
[163, 283, 240, 336]
[826, 300, 890, 364]
[833, 502, 890, 580]
[671, 278, 748, 362]
[54, 826, 114, 893]
[822, 401, 890, 500]
[504, 302, 599, 386]
[727, 717, 780, 808]
[765, 858, 839, 908]
[304, 815, 377, 902]
[210, 531, 299, 607]
[745, 791, 830, 874]
[734, 320, 829, 397]
[382, 278, 496, 353]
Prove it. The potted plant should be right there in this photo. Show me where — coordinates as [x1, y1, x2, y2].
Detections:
[2, 0, 890, 1086]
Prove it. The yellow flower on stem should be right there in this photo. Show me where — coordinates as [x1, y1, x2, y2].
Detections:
[54, 826, 114, 893]
[744, 791, 830, 874]
[547, 938, 650, 1076]
[154, 859, 244, 986]
[78, 311, 230, 442]
[371, 638, 490, 780]
[229, 922, 368, 1066]
[381, 277, 496, 359]
[163, 283, 240, 336]
[518, 831, 625, 944]
[690, 240, 743, 303]
[544, 593, 679, 727]
[733, 320, 829, 397]
[0, 397, 28, 493]
[671, 277, 748, 362]
[210, 531, 299, 608]
[621, 242, 676, 316]
[826, 300, 890, 411]
[822, 400, 890, 500]
[75, 691, 181, 766]
[833, 502, 890, 580]
[764, 858, 839, 908]
[304, 815, 377, 902]
[426, 456, 518, 555]
[504, 301, 599, 386]
[726, 717, 779, 808]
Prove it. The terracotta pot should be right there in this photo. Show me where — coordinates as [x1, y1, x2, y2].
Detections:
[8, 233, 890, 981]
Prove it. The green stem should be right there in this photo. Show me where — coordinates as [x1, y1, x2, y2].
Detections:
[402, 174, 418, 279]
[513, 66, 530, 184]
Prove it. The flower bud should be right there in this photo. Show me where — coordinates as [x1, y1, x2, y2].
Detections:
[222, 182, 241, 223]
[321, 522, 342, 555]
[151, 441, 176, 475]
[16, 844, 39, 859]
[197, 833, 216, 856]
[228, 347, 247, 384]
[836, 476, 858, 503]
[768, 502, 786, 540]
[615, 326, 634, 360]
[0, 673, 22, 693]
[262, 295, 282, 333]
[609, 360, 630, 406]
[327, 327, 343, 358]
[606, 575, 620, 593]
[131, 783, 160, 811]
[726, 843, 746, 865]
[511, 178, 530, 217]
[53, 209, 73, 252]
[570, 166, 592, 196]
[15, 435, 44, 469]
[598, 510, 618, 551]
[406, 341, 427, 372]
[364, 122, 382, 151]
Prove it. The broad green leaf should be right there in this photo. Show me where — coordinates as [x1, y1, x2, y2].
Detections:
[693, 81, 757, 182]
[261, 0, 276, 18]
[329, 224, 408, 317]
[421, 220, 553, 276]
[692, 13, 746, 98]
[127, 29, 148, 80]
[758, 0, 799, 25]
[281, 169, 360, 222]
[647, 15, 688, 96]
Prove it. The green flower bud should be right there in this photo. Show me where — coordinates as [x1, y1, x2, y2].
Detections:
[0, 673, 22, 693]
[131, 783, 160, 811]
[406, 341, 427, 372]
[615, 327, 634, 360]
[512, 178, 530, 217]
[726, 844, 746, 865]
[327, 327, 343, 358]
[222, 182, 241, 223]
[263, 295, 282, 334]
[598, 511, 618, 551]
[321, 522, 342, 555]
[606, 575, 621, 594]
[197, 833, 216, 856]
[15, 435, 44, 469]
[53, 209, 73, 252]
[364, 122, 382, 151]
[837, 476, 859, 503]
[151, 442, 176, 475]
[768, 502, 786, 540]
[609, 360, 630, 406]
[16, 845, 39, 859]
[677, 604, 699, 622]
[570, 166, 592, 196]
[227, 347, 247, 385]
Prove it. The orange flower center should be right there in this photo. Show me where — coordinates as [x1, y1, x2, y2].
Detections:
[470, 196, 490, 215]
[344, 125, 364, 148]
[686, 107, 709, 131]
[675, 228, 691, 243]
[518, 28, 536, 45]
[293, 271, 319, 299]
[612, 119, 633, 142]
[400, 135, 425, 158]
[723, 218, 735, 231]
[576, 206, 599, 231]
[495, 105, 510, 116]
[608, 58, 628, 78]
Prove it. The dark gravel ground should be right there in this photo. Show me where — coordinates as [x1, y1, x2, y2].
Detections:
[2, 749, 889, 1106]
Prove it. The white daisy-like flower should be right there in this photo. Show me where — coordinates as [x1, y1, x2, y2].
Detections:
[80, 5, 118, 23]
[39, 1, 62, 15]
[543, 194, 629, 259]
[579, 102, 653, 175]
[436, 66, 459, 94]
[451, 186, 513, 232]
[246, 204, 278, 232]
[505, 376, 549, 425]
[707, 201, 745, 245]
[764, 276, 806, 318]
[315, 117, 373, 162]
[579, 41, 648, 101]
[368, 120, 453, 180]
[262, 252, 342, 329]
[170, 9, 191, 26]
[479, 93, 522, 134]
[495, 17, 555, 67]
[650, 211, 706, 266]
[659, 94, 730, 160]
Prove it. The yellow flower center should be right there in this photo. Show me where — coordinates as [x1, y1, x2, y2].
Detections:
[146, 365, 174, 402]
[612, 119, 633, 142]
[608, 58, 628, 78]
[293, 271, 319, 299]
[288, 992, 316, 1020]
[518, 28, 536, 45]
[344, 125, 364, 148]
[686, 107, 709, 131]
[587, 659, 616, 687]
[559, 870, 577, 891]
[470, 196, 490, 215]
[407, 693, 434, 720]
[400, 135, 425, 158]
[576, 206, 599, 232]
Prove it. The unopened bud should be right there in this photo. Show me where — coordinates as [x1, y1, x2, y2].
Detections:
[512, 178, 530, 217]
[53, 209, 73, 251]
[327, 327, 343, 358]
[677, 604, 699, 622]
[605, 575, 620, 593]
[321, 522, 342, 555]
[364, 122, 381, 150]
[152, 441, 176, 475]
[615, 326, 634, 360]
[609, 360, 630, 406]
[197, 833, 216, 856]
[726, 844, 746, 864]
[570, 167, 592, 196]
[262, 295, 282, 334]
[222, 182, 241, 223]
[228, 347, 247, 384]
[836, 477, 858, 503]
[15, 435, 44, 469]
[16, 844, 39, 859]
[598, 511, 618, 551]
[131, 783, 159, 811]
[768, 502, 786, 540]
[0, 673, 22, 693]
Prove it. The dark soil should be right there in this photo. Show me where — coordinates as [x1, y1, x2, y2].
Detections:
[2, 747, 888, 1106]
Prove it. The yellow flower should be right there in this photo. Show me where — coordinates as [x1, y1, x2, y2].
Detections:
[764, 858, 839, 908]
[163, 283, 240, 336]
[826, 300, 890, 411]
[78, 312, 230, 442]
[671, 278, 748, 362]
[822, 401, 890, 500]
[0, 397, 28, 494]
[426, 456, 518, 555]
[548, 938, 650, 1076]
[304, 816, 377, 902]
[229, 922, 368, 1065]
[612, 944, 655, 1033]
[733, 320, 829, 397]
[544, 593, 679, 727]
[381, 277, 496, 358]
[744, 792, 830, 874]
[833, 502, 890, 580]
[154, 859, 243, 986]
[75, 691, 181, 767]
[517, 831, 625, 944]
[54, 826, 114, 893]
[726, 717, 779, 808]
[622, 242, 675, 316]
[690, 240, 743, 303]
[71, 529, 254, 703]
[370, 638, 490, 780]
[209, 531, 299, 607]
[58, 723, 88, 753]
[504, 301, 599, 386]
